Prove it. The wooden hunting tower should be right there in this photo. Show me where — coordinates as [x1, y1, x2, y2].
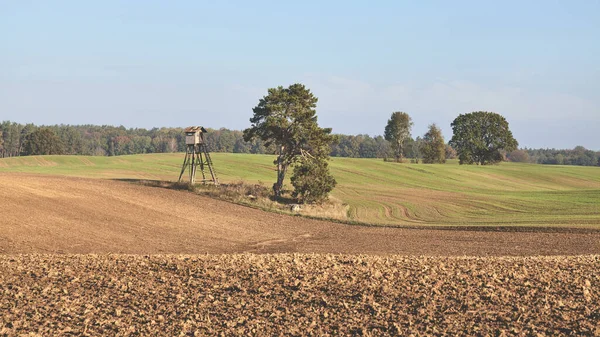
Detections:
[178, 126, 218, 185]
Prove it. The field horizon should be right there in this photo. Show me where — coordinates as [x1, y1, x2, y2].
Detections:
[1, 152, 599, 228]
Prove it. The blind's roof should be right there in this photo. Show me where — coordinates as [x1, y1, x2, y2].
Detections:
[184, 126, 207, 133]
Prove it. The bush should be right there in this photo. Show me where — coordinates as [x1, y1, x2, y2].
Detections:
[508, 149, 530, 163]
[291, 159, 337, 204]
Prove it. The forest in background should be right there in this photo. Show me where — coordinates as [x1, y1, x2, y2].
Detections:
[1, 121, 598, 166]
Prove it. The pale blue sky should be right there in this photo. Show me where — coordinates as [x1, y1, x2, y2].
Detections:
[1, 1, 599, 149]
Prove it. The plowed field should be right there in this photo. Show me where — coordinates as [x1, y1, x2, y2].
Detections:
[2, 172, 600, 335]
[1, 173, 600, 256]
[1, 255, 599, 336]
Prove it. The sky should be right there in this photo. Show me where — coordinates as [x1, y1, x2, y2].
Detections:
[1, 0, 599, 150]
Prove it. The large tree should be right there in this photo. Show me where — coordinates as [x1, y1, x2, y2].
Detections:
[243, 83, 336, 197]
[449, 111, 518, 165]
[384, 112, 413, 162]
[421, 123, 446, 164]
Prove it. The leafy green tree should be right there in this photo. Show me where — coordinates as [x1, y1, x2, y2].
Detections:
[402, 137, 415, 159]
[249, 138, 267, 154]
[132, 135, 152, 154]
[233, 138, 251, 153]
[216, 128, 236, 152]
[411, 136, 424, 163]
[358, 135, 378, 158]
[243, 83, 336, 197]
[384, 112, 413, 162]
[374, 135, 392, 158]
[112, 135, 134, 155]
[1, 121, 22, 157]
[291, 157, 337, 204]
[22, 128, 65, 155]
[58, 126, 84, 155]
[19, 123, 36, 154]
[421, 124, 446, 164]
[331, 135, 361, 158]
[449, 111, 518, 165]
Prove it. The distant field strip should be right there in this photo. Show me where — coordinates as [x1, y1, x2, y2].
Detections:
[1, 153, 599, 227]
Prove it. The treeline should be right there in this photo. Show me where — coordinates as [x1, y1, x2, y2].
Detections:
[1, 121, 598, 166]
[0, 121, 270, 157]
[332, 134, 455, 161]
[507, 147, 600, 167]
[0, 121, 439, 160]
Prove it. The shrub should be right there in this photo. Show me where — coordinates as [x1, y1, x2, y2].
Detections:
[291, 159, 337, 204]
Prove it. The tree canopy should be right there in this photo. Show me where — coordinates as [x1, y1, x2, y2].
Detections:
[22, 128, 65, 156]
[422, 123, 446, 164]
[449, 111, 518, 165]
[384, 112, 413, 162]
[243, 84, 337, 198]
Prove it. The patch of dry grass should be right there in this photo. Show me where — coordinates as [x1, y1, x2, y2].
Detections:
[136, 179, 350, 221]
[297, 196, 349, 221]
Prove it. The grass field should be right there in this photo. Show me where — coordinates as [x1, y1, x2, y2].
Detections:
[1, 153, 599, 228]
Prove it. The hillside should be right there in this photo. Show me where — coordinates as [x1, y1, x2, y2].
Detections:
[1, 153, 599, 227]
[1, 172, 600, 255]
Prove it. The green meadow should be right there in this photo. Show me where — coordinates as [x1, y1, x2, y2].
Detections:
[1, 153, 599, 228]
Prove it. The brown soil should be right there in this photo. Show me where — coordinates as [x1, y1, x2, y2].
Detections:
[1, 173, 599, 256]
[1, 255, 598, 336]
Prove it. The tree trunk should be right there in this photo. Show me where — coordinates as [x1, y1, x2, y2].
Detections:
[273, 146, 287, 197]
[395, 140, 402, 162]
[274, 163, 287, 197]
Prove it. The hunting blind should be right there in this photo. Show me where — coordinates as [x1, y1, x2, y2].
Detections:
[178, 126, 218, 185]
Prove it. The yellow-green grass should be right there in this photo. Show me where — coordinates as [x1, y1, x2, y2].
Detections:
[1, 153, 599, 228]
